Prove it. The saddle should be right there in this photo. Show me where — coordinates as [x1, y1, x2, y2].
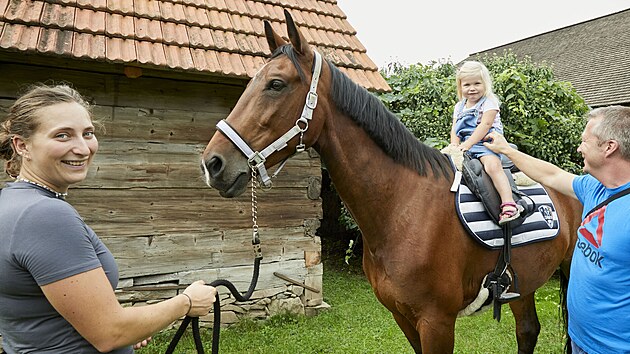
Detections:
[460, 152, 533, 227]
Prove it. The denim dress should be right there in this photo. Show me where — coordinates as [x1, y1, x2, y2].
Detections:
[454, 97, 503, 158]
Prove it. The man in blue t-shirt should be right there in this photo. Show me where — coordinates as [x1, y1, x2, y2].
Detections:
[484, 106, 630, 354]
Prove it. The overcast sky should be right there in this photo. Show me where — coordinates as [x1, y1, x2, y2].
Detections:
[337, 0, 630, 68]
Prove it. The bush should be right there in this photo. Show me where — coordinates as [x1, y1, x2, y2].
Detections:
[337, 52, 589, 239]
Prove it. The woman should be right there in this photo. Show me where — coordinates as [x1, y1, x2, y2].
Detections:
[0, 84, 217, 353]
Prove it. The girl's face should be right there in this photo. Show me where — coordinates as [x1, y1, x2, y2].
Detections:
[16, 102, 98, 192]
[460, 75, 486, 104]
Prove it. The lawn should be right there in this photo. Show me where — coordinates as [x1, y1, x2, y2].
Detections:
[141, 257, 566, 354]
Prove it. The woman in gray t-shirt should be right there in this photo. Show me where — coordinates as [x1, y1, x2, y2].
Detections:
[0, 84, 217, 353]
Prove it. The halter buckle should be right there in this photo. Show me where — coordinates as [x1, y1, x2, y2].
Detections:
[305, 91, 318, 110]
[248, 152, 265, 168]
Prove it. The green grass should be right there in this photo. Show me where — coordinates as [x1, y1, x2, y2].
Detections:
[139, 259, 565, 354]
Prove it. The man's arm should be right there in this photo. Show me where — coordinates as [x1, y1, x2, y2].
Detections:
[483, 131, 578, 199]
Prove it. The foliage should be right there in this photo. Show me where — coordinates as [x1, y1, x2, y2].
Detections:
[338, 52, 589, 241]
[380, 51, 589, 172]
[143, 260, 565, 353]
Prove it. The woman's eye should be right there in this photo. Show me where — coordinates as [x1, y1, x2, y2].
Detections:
[84, 131, 95, 138]
[268, 79, 286, 91]
[56, 133, 69, 139]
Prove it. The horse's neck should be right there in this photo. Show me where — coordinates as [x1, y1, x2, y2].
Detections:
[315, 111, 446, 245]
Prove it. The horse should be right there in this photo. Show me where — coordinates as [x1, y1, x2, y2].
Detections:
[201, 10, 582, 353]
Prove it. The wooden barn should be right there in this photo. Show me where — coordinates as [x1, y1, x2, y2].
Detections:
[0, 0, 389, 327]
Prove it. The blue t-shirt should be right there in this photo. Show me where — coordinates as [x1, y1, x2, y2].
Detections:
[0, 182, 132, 354]
[569, 174, 630, 354]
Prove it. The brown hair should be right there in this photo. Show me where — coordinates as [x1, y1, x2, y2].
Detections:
[0, 84, 92, 177]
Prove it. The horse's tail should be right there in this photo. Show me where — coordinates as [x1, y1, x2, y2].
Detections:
[559, 271, 572, 354]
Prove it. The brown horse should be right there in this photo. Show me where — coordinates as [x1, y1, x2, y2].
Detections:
[201, 11, 582, 353]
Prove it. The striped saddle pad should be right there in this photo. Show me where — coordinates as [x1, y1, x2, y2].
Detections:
[456, 183, 560, 249]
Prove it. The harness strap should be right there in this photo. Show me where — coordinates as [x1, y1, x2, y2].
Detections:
[215, 51, 323, 188]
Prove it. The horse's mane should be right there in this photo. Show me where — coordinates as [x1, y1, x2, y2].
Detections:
[327, 63, 452, 179]
[272, 45, 452, 179]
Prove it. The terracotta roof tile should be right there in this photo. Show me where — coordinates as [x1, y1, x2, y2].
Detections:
[0, 0, 390, 91]
[137, 39, 166, 65]
[41, 2, 75, 29]
[161, 21, 188, 46]
[75, 8, 106, 34]
[187, 25, 212, 47]
[37, 28, 74, 55]
[134, 0, 160, 18]
[0, 23, 39, 51]
[4, 0, 44, 23]
[163, 44, 194, 69]
[134, 17, 161, 41]
[108, 0, 134, 15]
[77, 0, 106, 11]
[73, 32, 105, 59]
[105, 13, 134, 38]
[191, 47, 220, 72]
[0, 0, 10, 15]
[184, 5, 209, 26]
[106, 36, 136, 61]
[216, 51, 245, 76]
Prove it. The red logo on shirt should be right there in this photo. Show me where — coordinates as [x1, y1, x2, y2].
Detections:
[578, 206, 606, 248]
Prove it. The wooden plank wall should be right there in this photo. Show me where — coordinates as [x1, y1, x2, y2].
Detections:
[0, 59, 324, 327]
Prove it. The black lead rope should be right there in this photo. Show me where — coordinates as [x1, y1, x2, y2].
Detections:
[165, 252, 263, 354]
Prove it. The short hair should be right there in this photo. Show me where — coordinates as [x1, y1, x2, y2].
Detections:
[588, 106, 630, 161]
[455, 61, 499, 104]
[0, 84, 92, 177]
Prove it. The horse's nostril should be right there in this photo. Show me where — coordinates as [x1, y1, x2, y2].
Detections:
[207, 156, 223, 178]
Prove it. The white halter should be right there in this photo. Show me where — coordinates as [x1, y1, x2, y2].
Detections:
[216, 51, 323, 188]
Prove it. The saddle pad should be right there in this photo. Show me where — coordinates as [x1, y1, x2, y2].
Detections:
[456, 183, 559, 249]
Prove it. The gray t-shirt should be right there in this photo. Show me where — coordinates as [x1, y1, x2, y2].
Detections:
[0, 182, 132, 354]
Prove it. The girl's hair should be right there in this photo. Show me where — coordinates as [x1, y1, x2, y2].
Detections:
[0, 84, 92, 177]
[588, 106, 630, 161]
[455, 61, 499, 103]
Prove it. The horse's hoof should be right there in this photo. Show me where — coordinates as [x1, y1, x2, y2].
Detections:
[498, 292, 521, 302]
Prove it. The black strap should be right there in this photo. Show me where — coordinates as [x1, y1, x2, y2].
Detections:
[585, 187, 630, 217]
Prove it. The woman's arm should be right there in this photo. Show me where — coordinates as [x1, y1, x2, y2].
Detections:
[42, 267, 216, 353]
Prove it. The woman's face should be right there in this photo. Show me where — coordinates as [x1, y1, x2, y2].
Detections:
[19, 102, 98, 192]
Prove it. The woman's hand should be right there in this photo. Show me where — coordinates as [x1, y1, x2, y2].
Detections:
[183, 280, 217, 317]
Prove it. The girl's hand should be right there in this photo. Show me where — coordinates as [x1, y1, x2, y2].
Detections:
[133, 337, 151, 350]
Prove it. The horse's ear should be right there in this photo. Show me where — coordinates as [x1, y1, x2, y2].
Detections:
[264, 20, 287, 54]
[284, 9, 312, 56]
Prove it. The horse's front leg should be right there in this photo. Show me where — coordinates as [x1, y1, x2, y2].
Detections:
[392, 313, 422, 353]
[509, 293, 541, 354]
[416, 313, 457, 354]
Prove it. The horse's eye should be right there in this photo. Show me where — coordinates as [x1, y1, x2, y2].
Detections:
[267, 79, 286, 91]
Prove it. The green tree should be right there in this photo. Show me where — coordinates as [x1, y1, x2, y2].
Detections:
[333, 52, 589, 251]
[379, 51, 589, 173]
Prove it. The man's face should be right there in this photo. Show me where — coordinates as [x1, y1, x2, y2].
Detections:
[577, 117, 606, 174]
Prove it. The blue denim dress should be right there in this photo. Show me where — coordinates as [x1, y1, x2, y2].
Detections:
[454, 97, 503, 158]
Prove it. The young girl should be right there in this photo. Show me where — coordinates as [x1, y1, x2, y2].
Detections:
[450, 61, 520, 225]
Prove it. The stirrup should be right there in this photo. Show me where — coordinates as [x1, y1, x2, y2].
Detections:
[498, 202, 524, 225]
[498, 291, 521, 303]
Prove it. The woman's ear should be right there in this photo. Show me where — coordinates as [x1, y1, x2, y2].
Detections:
[12, 135, 30, 160]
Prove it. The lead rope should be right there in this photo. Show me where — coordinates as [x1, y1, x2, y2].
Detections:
[166, 168, 263, 354]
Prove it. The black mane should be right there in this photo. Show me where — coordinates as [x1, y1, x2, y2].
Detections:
[272, 45, 452, 179]
[328, 63, 452, 179]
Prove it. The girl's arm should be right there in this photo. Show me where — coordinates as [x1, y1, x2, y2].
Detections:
[450, 115, 460, 146]
[42, 267, 216, 353]
[459, 109, 497, 151]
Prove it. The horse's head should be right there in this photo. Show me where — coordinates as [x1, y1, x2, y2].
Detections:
[201, 10, 328, 197]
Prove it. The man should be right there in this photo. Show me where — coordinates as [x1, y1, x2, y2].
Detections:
[484, 106, 630, 354]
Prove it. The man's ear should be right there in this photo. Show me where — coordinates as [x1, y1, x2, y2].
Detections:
[604, 139, 620, 157]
